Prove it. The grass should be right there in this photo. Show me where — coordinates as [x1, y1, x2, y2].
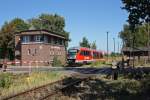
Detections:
[82, 56, 121, 68]
[81, 61, 111, 68]
[0, 71, 68, 98]
[56, 74, 150, 100]
[94, 73, 150, 96]
[90, 61, 107, 67]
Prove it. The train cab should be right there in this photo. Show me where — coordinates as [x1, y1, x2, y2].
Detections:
[67, 47, 79, 64]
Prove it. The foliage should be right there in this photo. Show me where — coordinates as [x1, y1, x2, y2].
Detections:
[80, 37, 97, 49]
[141, 79, 150, 94]
[0, 14, 70, 59]
[29, 13, 69, 39]
[91, 41, 97, 49]
[0, 48, 14, 60]
[108, 79, 141, 94]
[110, 52, 121, 57]
[79, 37, 91, 48]
[52, 55, 62, 67]
[0, 73, 13, 88]
[110, 52, 117, 57]
[119, 24, 150, 47]
[0, 18, 30, 59]
[121, 0, 150, 49]
[122, 0, 150, 28]
[0, 72, 66, 98]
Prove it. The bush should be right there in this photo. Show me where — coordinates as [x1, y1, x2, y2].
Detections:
[91, 61, 106, 67]
[0, 73, 12, 88]
[108, 79, 141, 94]
[52, 55, 62, 67]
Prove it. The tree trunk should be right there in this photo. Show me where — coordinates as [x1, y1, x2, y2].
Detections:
[3, 50, 7, 72]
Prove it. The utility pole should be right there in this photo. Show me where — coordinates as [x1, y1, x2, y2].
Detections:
[107, 32, 109, 62]
[118, 41, 120, 53]
[132, 29, 135, 68]
[148, 23, 150, 63]
[113, 38, 115, 53]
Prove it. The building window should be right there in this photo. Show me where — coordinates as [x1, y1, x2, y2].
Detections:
[35, 35, 43, 42]
[44, 35, 48, 43]
[35, 35, 41, 42]
[30, 35, 35, 42]
[48, 36, 52, 43]
[28, 49, 31, 55]
[59, 39, 63, 45]
[50, 51, 54, 55]
[54, 37, 58, 44]
[62, 40, 65, 46]
[35, 49, 37, 54]
[22, 36, 30, 43]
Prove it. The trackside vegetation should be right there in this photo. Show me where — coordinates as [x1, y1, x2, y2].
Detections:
[0, 72, 68, 98]
[0, 70, 150, 99]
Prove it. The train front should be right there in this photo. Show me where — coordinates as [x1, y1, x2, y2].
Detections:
[67, 48, 79, 64]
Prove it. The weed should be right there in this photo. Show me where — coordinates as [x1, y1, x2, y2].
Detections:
[0, 71, 66, 98]
[52, 55, 62, 67]
[0, 73, 13, 88]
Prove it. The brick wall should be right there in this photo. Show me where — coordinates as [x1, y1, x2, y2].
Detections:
[21, 43, 66, 66]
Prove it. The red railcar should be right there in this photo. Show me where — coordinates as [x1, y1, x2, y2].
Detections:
[67, 47, 104, 64]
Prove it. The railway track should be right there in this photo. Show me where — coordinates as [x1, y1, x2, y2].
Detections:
[2, 67, 150, 100]
[2, 68, 100, 100]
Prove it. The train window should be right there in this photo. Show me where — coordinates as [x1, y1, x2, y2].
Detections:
[80, 50, 90, 56]
[93, 52, 98, 58]
[84, 51, 86, 56]
[69, 49, 78, 53]
[68, 49, 79, 56]
[85, 51, 87, 56]
[86, 51, 90, 56]
[80, 51, 84, 56]
[96, 52, 99, 58]
[98, 53, 101, 59]
[100, 53, 103, 58]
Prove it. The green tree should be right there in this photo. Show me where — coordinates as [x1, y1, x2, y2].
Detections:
[91, 41, 97, 49]
[122, 0, 150, 28]
[29, 13, 69, 39]
[119, 24, 133, 47]
[0, 18, 30, 59]
[119, 24, 149, 47]
[121, 0, 150, 47]
[80, 37, 90, 48]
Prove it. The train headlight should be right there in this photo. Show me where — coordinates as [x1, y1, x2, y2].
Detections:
[74, 55, 76, 58]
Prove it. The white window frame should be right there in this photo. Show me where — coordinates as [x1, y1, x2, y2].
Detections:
[22, 36, 30, 43]
[35, 35, 41, 42]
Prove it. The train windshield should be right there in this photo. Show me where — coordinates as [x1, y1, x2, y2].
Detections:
[68, 49, 78, 58]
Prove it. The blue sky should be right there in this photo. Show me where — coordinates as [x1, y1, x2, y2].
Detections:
[0, 0, 128, 52]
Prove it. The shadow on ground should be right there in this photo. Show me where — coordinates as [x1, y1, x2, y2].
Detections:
[59, 76, 150, 100]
